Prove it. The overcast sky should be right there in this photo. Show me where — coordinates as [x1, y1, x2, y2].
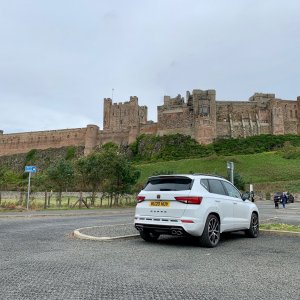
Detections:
[1, 0, 299, 133]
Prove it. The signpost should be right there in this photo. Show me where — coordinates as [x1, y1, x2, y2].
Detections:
[227, 161, 234, 184]
[24, 166, 37, 210]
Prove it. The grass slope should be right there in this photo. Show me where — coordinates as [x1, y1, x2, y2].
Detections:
[136, 152, 300, 192]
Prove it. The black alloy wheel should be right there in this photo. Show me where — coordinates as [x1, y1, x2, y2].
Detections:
[199, 214, 220, 248]
[245, 212, 259, 238]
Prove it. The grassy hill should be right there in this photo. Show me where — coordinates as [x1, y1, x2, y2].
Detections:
[0, 134, 299, 194]
[135, 152, 300, 193]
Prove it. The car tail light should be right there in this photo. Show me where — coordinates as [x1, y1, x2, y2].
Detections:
[181, 219, 194, 223]
[175, 196, 202, 204]
[136, 196, 145, 203]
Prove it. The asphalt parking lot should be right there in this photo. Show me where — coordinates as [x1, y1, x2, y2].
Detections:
[0, 201, 299, 300]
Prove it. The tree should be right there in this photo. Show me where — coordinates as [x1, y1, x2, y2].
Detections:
[76, 153, 105, 206]
[233, 172, 246, 191]
[46, 159, 74, 207]
[99, 148, 140, 206]
[0, 167, 21, 205]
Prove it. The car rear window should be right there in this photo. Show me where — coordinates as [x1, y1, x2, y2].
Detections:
[143, 177, 193, 191]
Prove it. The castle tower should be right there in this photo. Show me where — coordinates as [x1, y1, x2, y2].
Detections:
[192, 89, 217, 144]
[103, 96, 147, 132]
[103, 98, 112, 130]
[84, 124, 99, 155]
[270, 99, 285, 135]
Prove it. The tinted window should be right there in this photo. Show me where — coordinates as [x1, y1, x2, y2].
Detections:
[200, 179, 209, 191]
[144, 177, 193, 191]
[207, 179, 227, 195]
[222, 181, 241, 198]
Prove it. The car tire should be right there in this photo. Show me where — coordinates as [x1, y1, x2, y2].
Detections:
[140, 230, 160, 242]
[198, 214, 220, 248]
[245, 212, 259, 238]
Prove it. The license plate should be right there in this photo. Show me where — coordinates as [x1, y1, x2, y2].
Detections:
[150, 201, 170, 207]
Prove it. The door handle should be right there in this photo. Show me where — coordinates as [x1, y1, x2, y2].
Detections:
[215, 200, 221, 203]
[233, 202, 237, 205]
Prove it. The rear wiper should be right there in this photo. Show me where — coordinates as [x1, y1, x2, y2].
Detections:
[160, 189, 174, 191]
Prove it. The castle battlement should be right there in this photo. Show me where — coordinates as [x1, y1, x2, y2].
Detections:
[0, 89, 299, 157]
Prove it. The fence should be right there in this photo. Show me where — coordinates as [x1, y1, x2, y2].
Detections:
[0, 191, 137, 209]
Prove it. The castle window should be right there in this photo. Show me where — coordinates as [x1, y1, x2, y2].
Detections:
[290, 110, 293, 118]
[200, 106, 210, 115]
[296, 110, 298, 117]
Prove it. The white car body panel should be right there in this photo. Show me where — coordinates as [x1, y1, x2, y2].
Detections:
[134, 174, 259, 240]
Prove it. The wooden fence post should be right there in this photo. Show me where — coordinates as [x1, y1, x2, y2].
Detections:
[44, 191, 47, 209]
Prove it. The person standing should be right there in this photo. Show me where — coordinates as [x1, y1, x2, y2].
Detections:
[274, 195, 279, 209]
[281, 192, 287, 208]
[250, 191, 255, 202]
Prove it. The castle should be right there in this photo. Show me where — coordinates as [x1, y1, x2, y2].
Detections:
[0, 89, 299, 157]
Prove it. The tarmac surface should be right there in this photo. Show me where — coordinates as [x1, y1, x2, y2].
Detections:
[0, 201, 299, 300]
[73, 200, 300, 240]
[1, 200, 299, 240]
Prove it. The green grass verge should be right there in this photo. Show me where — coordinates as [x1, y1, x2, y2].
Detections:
[260, 223, 300, 232]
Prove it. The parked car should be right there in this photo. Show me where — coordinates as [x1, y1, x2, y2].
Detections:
[274, 192, 295, 204]
[134, 174, 259, 247]
[286, 192, 294, 203]
[273, 192, 282, 203]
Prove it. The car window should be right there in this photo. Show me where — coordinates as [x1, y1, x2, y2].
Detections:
[200, 179, 209, 191]
[144, 177, 193, 191]
[207, 179, 227, 196]
[222, 181, 241, 198]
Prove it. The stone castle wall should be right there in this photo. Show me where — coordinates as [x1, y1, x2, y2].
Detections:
[0, 89, 299, 157]
[0, 125, 100, 157]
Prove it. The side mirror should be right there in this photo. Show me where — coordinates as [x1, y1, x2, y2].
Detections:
[241, 192, 250, 201]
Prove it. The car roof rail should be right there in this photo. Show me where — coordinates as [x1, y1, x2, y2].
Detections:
[193, 173, 226, 179]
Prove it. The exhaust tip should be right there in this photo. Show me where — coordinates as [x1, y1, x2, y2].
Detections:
[135, 226, 143, 232]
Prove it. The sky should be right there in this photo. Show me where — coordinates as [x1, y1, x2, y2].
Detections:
[0, 0, 299, 133]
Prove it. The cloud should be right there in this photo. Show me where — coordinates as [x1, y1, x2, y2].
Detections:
[0, 0, 299, 133]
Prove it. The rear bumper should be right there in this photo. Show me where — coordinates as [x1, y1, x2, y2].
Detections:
[134, 216, 205, 237]
[135, 223, 191, 237]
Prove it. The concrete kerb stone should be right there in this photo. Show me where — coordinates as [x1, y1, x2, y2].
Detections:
[73, 224, 139, 241]
[0, 209, 134, 219]
[260, 229, 300, 237]
[0, 212, 100, 218]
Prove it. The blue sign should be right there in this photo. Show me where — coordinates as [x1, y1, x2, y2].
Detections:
[25, 166, 37, 173]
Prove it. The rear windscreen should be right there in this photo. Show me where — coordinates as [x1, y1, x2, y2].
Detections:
[143, 177, 193, 191]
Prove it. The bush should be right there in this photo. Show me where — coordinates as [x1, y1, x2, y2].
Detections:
[281, 146, 300, 159]
[65, 147, 76, 160]
[151, 170, 174, 176]
[230, 172, 245, 190]
[25, 149, 37, 164]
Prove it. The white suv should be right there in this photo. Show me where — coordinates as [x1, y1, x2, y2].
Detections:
[134, 174, 259, 247]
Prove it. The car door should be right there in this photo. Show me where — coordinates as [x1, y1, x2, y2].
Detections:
[206, 179, 234, 231]
[222, 181, 249, 229]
